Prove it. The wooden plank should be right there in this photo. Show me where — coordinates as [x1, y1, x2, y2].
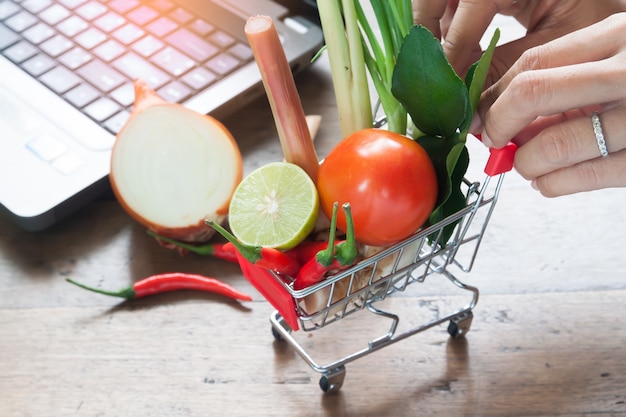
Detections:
[1, 290, 624, 416]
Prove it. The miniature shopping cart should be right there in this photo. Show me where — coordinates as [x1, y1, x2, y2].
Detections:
[237, 143, 517, 393]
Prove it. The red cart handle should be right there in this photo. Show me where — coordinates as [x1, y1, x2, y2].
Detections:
[485, 142, 517, 176]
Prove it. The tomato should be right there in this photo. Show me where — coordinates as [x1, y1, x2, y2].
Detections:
[317, 128, 438, 247]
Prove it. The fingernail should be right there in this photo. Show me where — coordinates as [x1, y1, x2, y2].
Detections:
[481, 129, 493, 148]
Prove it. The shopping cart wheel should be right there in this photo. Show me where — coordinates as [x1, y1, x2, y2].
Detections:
[271, 325, 285, 342]
[270, 312, 292, 342]
[447, 310, 473, 338]
[319, 366, 346, 393]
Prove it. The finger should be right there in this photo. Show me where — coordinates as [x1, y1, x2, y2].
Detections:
[531, 148, 626, 197]
[481, 56, 626, 148]
[441, 0, 501, 74]
[413, 0, 449, 39]
[480, 16, 626, 147]
[514, 107, 625, 180]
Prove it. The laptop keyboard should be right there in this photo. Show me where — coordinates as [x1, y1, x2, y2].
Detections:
[0, 0, 254, 136]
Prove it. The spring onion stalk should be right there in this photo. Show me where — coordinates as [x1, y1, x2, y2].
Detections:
[354, 0, 412, 134]
[245, 15, 320, 181]
[318, 0, 373, 138]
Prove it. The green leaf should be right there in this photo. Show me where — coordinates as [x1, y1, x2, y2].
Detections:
[391, 25, 468, 138]
[460, 28, 500, 136]
[418, 136, 469, 245]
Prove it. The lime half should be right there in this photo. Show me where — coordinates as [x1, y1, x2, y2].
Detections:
[228, 162, 319, 250]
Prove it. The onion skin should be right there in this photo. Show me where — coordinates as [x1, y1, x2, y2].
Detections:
[110, 79, 243, 242]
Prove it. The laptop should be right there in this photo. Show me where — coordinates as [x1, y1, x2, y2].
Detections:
[0, 0, 323, 232]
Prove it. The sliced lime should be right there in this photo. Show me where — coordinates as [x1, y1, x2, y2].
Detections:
[228, 162, 319, 250]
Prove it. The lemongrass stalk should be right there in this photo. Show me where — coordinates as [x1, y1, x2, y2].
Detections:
[245, 15, 319, 181]
[318, 0, 372, 138]
[342, 0, 373, 131]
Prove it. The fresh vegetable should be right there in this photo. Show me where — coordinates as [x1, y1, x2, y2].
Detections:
[66, 274, 252, 301]
[293, 202, 358, 290]
[318, 2, 501, 246]
[227, 162, 319, 250]
[110, 79, 242, 243]
[245, 15, 319, 182]
[317, 128, 437, 247]
[392, 25, 500, 243]
[147, 229, 238, 263]
[317, 0, 373, 137]
[207, 220, 302, 278]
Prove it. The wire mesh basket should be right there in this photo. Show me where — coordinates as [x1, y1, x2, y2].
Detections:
[236, 142, 517, 392]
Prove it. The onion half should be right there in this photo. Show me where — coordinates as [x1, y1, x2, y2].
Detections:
[110, 79, 243, 242]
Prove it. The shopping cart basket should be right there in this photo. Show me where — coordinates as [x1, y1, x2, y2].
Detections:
[237, 142, 517, 392]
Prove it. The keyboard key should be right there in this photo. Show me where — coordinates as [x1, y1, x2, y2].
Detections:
[209, 30, 235, 49]
[0, 2, 21, 20]
[228, 43, 253, 61]
[93, 11, 125, 33]
[22, 22, 55, 44]
[74, 27, 106, 49]
[40, 65, 81, 93]
[146, 16, 177, 37]
[189, 19, 213, 36]
[21, 53, 55, 75]
[52, 152, 85, 175]
[158, 80, 191, 103]
[58, 46, 92, 69]
[0, 25, 20, 49]
[83, 97, 121, 121]
[56, 15, 88, 37]
[206, 53, 239, 76]
[112, 22, 144, 45]
[57, 0, 88, 10]
[150, 0, 175, 12]
[165, 28, 217, 62]
[93, 39, 125, 62]
[5, 10, 38, 32]
[27, 134, 67, 161]
[127, 5, 158, 25]
[103, 110, 129, 133]
[40, 34, 73, 56]
[39, 3, 70, 25]
[181, 67, 216, 90]
[21, 0, 53, 14]
[108, 0, 140, 14]
[64, 83, 99, 107]
[112, 52, 169, 89]
[169, 7, 193, 24]
[131, 34, 163, 57]
[75, 1, 107, 21]
[3, 40, 38, 63]
[77, 59, 127, 92]
[151, 46, 194, 76]
[109, 82, 134, 106]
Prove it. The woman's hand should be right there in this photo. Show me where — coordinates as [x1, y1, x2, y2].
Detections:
[477, 13, 626, 196]
[413, 0, 622, 80]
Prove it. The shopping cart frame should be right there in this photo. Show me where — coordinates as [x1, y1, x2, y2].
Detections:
[238, 143, 517, 393]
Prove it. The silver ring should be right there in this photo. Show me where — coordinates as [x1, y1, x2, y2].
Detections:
[591, 112, 609, 158]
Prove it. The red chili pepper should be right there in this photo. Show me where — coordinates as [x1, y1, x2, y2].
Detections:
[293, 202, 357, 290]
[285, 239, 344, 265]
[147, 229, 238, 263]
[206, 220, 301, 277]
[66, 273, 253, 301]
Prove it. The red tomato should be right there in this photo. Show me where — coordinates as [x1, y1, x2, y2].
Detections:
[317, 128, 438, 247]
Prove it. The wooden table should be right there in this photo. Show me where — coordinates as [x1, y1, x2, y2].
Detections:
[2, 24, 626, 417]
